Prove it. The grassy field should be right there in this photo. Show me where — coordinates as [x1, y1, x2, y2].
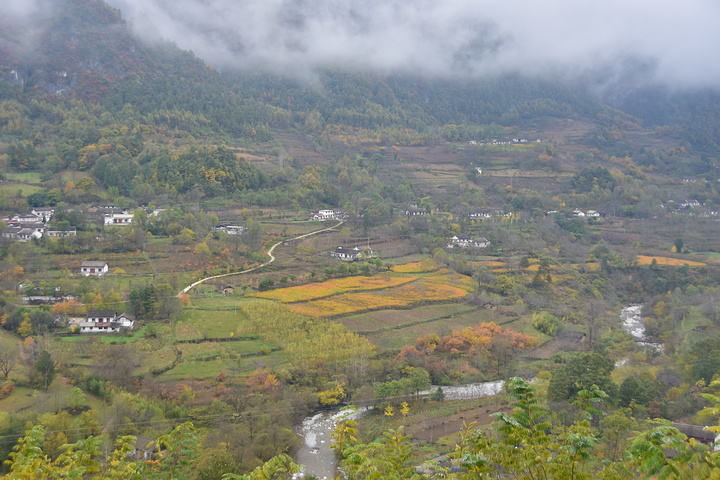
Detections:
[190, 294, 248, 309]
[4, 172, 43, 182]
[174, 309, 250, 341]
[0, 183, 43, 196]
[136, 345, 178, 376]
[158, 349, 287, 380]
[177, 339, 276, 360]
[341, 304, 474, 332]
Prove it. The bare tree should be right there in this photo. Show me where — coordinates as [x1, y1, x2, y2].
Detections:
[94, 345, 144, 389]
[0, 342, 18, 379]
[586, 299, 610, 347]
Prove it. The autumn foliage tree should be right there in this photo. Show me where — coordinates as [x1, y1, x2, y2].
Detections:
[399, 323, 538, 380]
[433, 322, 537, 357]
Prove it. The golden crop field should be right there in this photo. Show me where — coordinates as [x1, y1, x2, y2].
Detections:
[391, 258, 438, 273]
[636, 255, 706, 267]
[248, 274, 418, 303]
[290, 279, 471, 317]
[422, 269, 476, 291]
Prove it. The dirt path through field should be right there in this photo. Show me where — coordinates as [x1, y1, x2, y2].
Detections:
[178, 220, 344, 296]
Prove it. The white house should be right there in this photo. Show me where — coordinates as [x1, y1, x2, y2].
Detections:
[330, 246, 373, 261]
[469, 208, 504, 220]
[331, 246, 361, 260]
[80, 261, 109, 276]
[13, 212, 42, 223]
[31, 207, 55, 221]
[573, 209, 586, 217]
[405, 207, 429, 216]
[104, 213, 134, 226]
[77, 310, 134, 333]
[448, 235, 490, 249]
[47, 228, 77, 238]
[1, 226, 43, 242]
[310, 209, 345, 221]
[219, 225, 246, 235]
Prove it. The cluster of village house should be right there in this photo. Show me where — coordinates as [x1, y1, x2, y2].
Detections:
[660, 200, 719, 217]
[571, 208, 601, 217]
[0, 207, 73, 242]
[0, 205, 250, 243]
[468, 138, 541, 146]
[20, 261, 136, 334]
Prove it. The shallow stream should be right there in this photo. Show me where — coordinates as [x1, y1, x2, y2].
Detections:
[295, 381, 506, 478]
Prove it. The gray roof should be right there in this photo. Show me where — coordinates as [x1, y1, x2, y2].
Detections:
[86, 310, 116, 318]
[81, 261, 107, 268]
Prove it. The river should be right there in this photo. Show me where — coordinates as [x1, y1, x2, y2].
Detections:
[294, 380, 506, 479]
[620, 304, 664, 352]
[297, 308, 660, 477]
[295, 407, 369, 480]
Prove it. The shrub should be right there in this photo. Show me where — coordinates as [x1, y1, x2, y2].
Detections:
[258, 277, 274, 291]
[0, 381, 14, 400]
[533, 311, 563, 336]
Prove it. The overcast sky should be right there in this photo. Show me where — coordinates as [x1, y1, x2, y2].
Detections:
[3, 0, 719, 91]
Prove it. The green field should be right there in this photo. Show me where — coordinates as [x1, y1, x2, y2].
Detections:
[340, 304, 476, 334]
[174, 309, 250, 341]
[0, 183, 43, 196]
[158, 350, 287, 380]
[190, 294, 246, 309]
[4, 172, 43, 182]
[177, 339, 276, 360]
[350, 304, 546, 351]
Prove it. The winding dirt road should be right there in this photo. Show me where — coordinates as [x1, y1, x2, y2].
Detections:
[178, 220, 344, 297]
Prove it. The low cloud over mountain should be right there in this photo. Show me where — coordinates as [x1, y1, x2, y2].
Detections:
[103, 0, 720, 90]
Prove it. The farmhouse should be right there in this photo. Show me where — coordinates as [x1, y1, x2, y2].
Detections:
[219, 285, 234, 295]
[331, 246, 361, 260]
[447, 235, 490, 249]
[104, 212, 134, 226]
[12, 212, 43, 223]
[132, 436, 159, 460]
[47, 227, 77, 238]
[330, 246, 373, 261]
[80, 261, 109, 276]
[31, 207, 55, 221]
[405, 207, 429, 216]
[469, 208, 503, 220]
[0, 226, 43, 242]
[213, 225, 246, 235]
[77, 310, 134, 333]
[672, 423, 719, 450]
[310, 209, 345, 221]
[572, 209, 600, 218]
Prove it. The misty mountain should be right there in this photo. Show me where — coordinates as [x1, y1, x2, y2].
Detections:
[1, 0, 720, 151]
[0, 0, 272, 138]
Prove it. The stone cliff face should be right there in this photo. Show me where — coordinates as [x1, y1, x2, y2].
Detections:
[0, 0, 147, 98]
